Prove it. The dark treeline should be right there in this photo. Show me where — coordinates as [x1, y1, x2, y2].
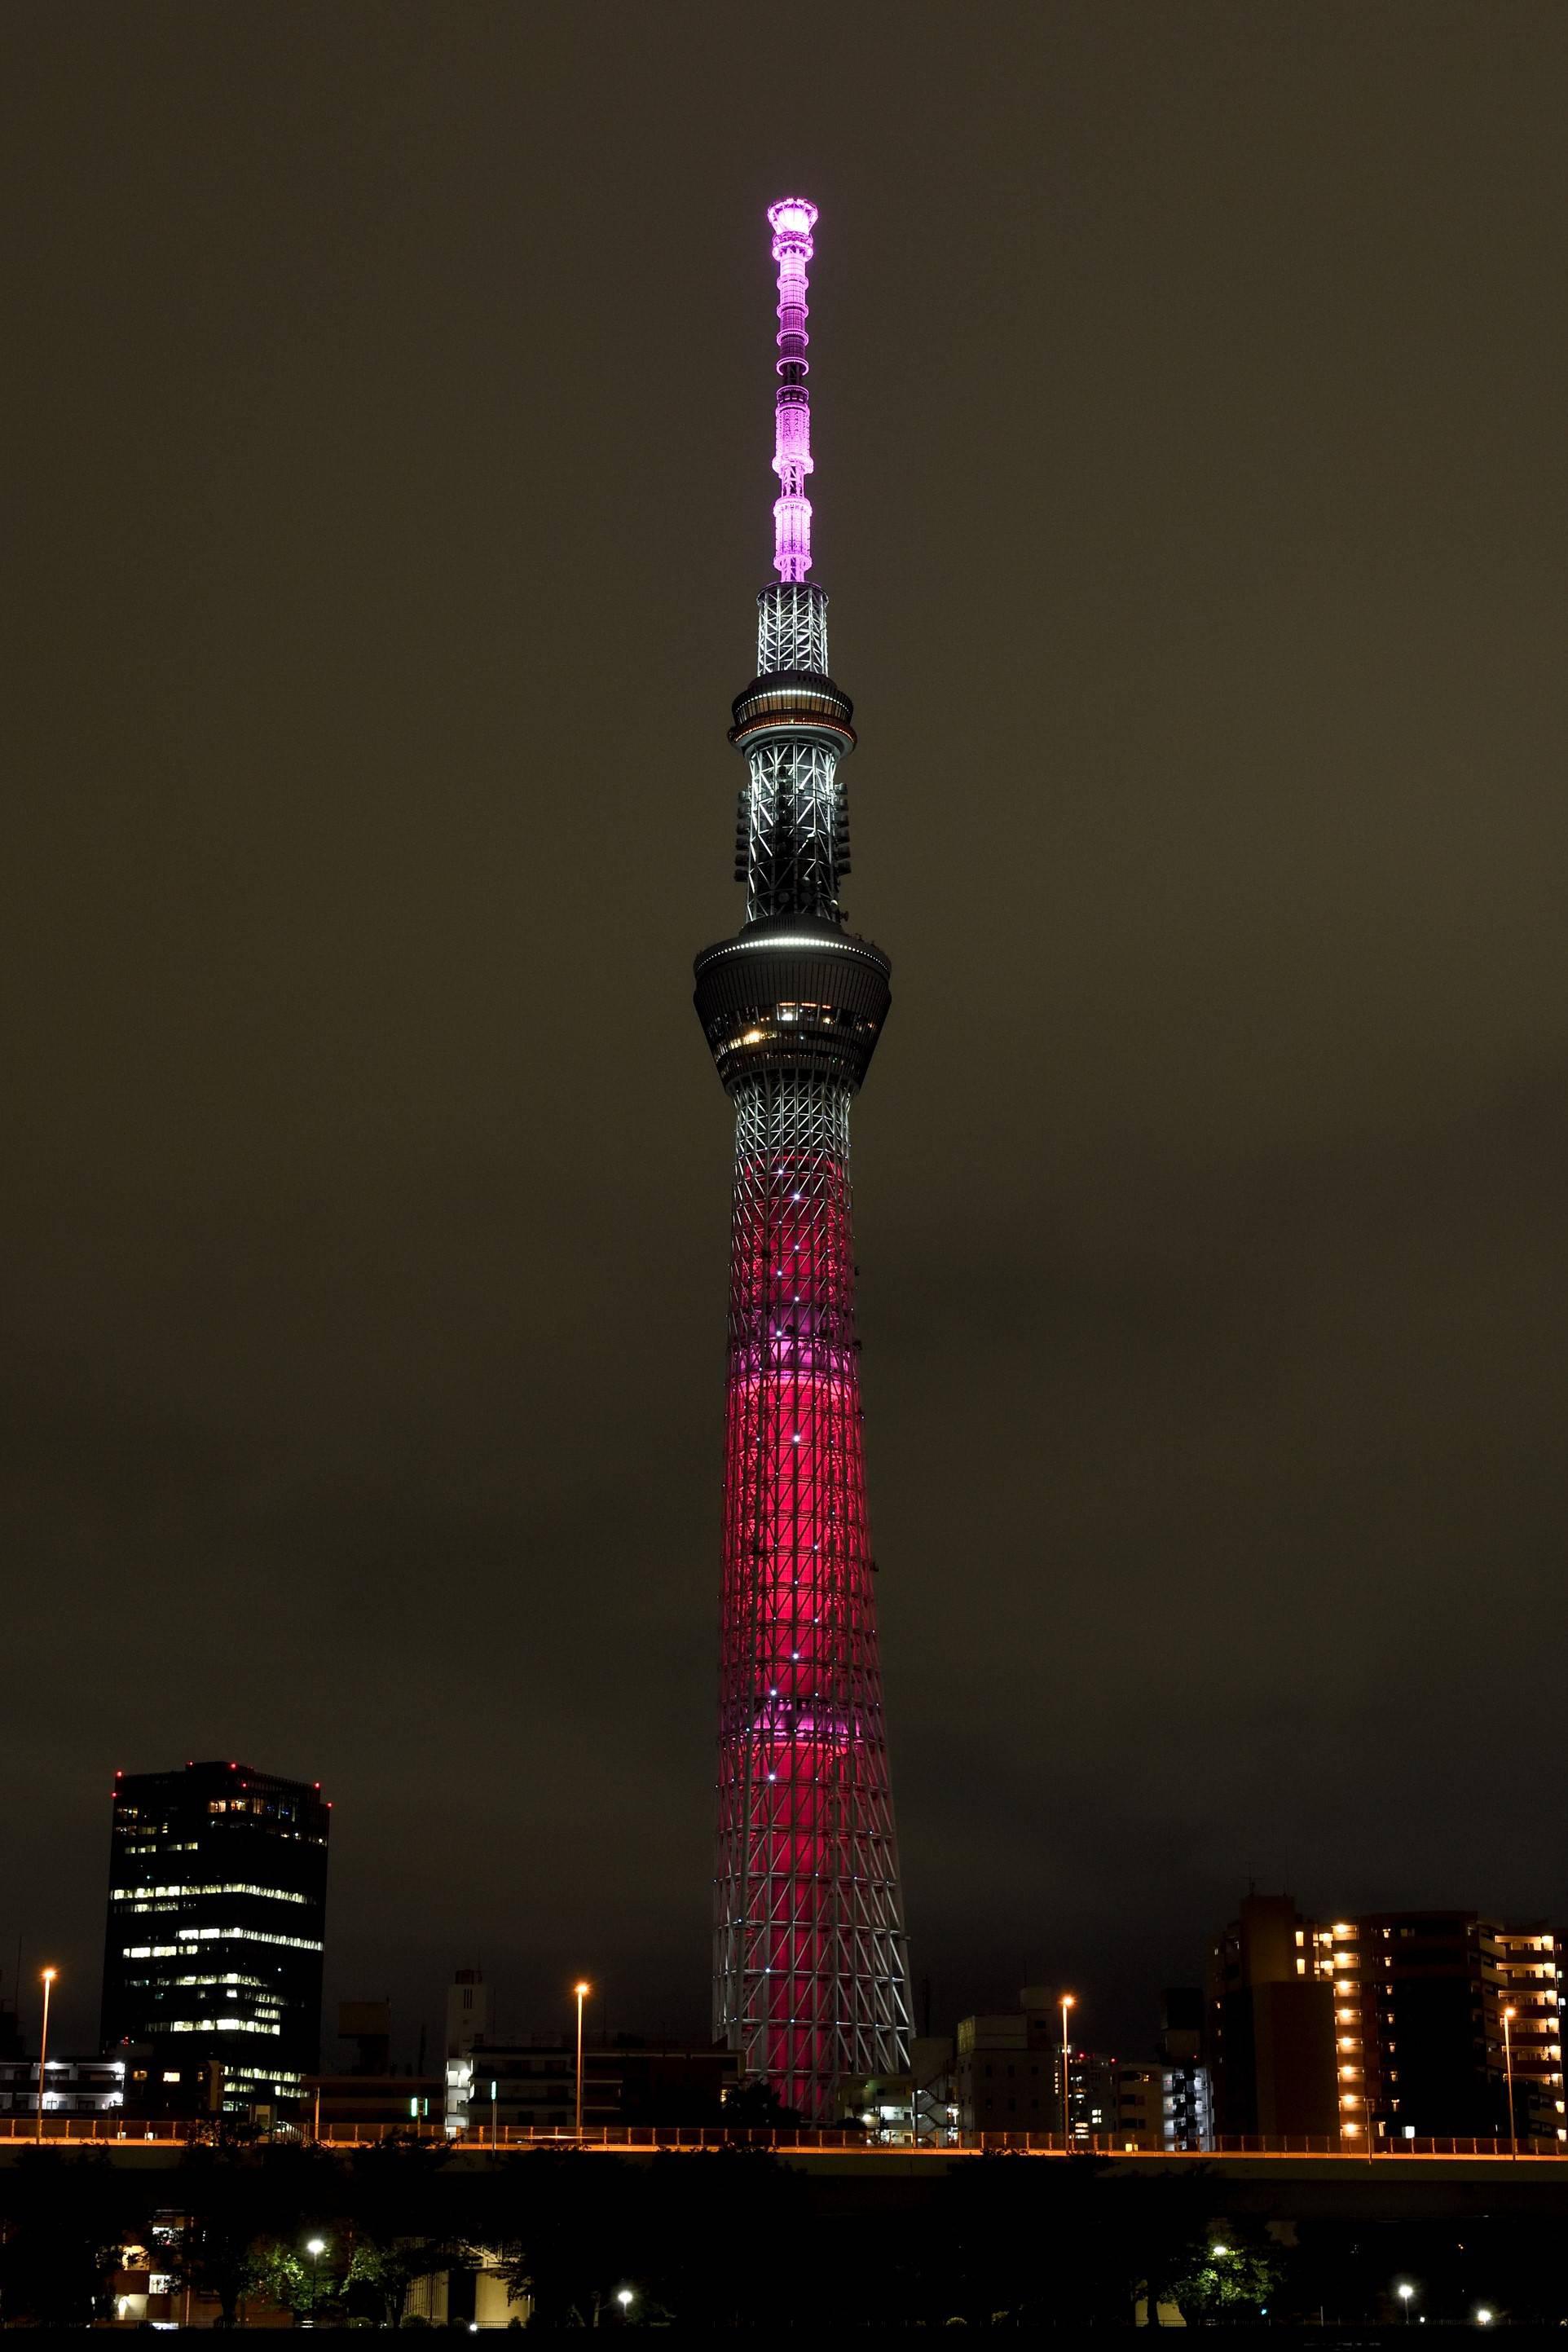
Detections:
[1, 2141, 1566, 2327]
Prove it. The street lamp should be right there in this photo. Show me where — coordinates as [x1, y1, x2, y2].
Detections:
[1058, 1994, 1076, 2148]
[306, 2237, 326, 2323]
[1397, 2283, 1415, 2323]
[574, 1981, 592, 2137]
[1500, 2006, 1517, 2159]
[615, 2287, 636, 2317]
[1475, 2309, 1493, 2327]
[1211, 2244, 1230, 2258]
[36, 1968, 57, 2144]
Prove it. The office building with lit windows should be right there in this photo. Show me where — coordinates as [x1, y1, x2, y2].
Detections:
[99, 1760, 329, 2116]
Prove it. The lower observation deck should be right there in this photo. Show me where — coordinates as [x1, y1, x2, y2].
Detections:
[694, 914, 891, 1092]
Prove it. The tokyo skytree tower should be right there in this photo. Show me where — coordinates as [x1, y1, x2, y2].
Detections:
[693, 199, 911, 2117]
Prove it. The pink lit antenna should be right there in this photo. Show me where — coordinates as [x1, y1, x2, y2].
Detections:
[768, 198, 818, 581]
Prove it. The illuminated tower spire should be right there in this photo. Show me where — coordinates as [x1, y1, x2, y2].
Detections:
[769, 196, 816, 584]
[693, 199, 911, 2118]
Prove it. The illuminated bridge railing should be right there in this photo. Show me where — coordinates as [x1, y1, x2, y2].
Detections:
[461, 2127, 1567, 2163]
[5, 2117, 1565, 2163]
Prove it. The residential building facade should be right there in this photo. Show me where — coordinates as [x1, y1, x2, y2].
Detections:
[445, 2037, 741, 2134]
[1116, 2059, 1214, 2152]
[1324, 1913, 1565, 2148]
[1206, 1892, 1340, 2139]
[0, 2053, 126, 2119]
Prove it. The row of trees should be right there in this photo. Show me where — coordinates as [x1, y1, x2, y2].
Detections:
[0, 2140, 474, 2330]
[0, 2138, 1562, 2328]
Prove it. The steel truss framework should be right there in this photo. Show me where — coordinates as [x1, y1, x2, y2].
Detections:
[736, 738, 848, 920]
[697, 205, 912, 2121]
[758, 580, 829, 676]
[735, 584, 850, 915]
[714, 1070, 910, 2112]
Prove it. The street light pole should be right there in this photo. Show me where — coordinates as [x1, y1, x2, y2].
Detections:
[574, 1981, 591, 2138]
[35, 1968, 57, 2144]
[1501, 2005, 1517, 2159]
[1058, 1993, 1076, 2152]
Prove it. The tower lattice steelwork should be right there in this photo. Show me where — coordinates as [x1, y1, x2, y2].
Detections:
[694, 199, 911, 2118]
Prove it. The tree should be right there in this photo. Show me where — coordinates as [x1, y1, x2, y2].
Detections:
[637, 2147, 811, 2327]
[932, 2154, 1238, 2329]
[166, 2146, 275, 2327]
[166, 2140, 344, 2327]
[938, 2152, 1096, 2326]
[1088, 2170, 1222, 2327]
[720, 2077, 804, 2131]
[0, 2148, 142, 2328]
[251, 2240, 340, 2325]
[483, 2147, 647, 2328]
[341, 2137, 473, 2328]
[1169, 2221, 1284, 2326]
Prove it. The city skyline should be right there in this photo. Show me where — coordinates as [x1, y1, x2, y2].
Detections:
[4, 1, 1566, 2067]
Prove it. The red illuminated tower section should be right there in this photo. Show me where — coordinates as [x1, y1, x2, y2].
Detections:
[694, 200, 911, 2116]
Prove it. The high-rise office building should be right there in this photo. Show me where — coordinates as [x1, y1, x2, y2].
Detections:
[693, 199, 910, 2117]
[100, 1760, 329, 2116]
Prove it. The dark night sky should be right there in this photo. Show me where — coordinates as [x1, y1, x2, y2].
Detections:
[3, 2, 1566, 2064]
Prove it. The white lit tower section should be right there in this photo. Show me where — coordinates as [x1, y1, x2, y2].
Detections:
[693, 198, 911, 2117]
